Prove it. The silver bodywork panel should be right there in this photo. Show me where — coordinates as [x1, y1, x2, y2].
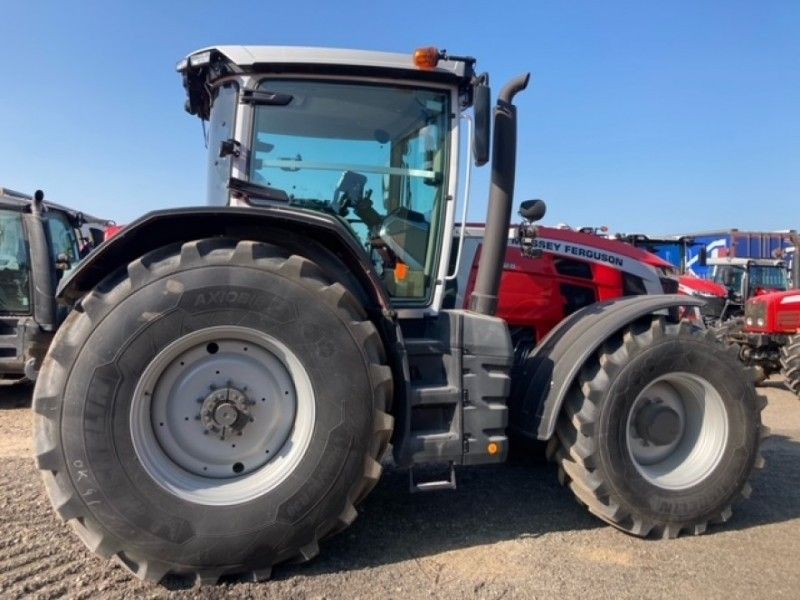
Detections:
[181, 45, 469, 82]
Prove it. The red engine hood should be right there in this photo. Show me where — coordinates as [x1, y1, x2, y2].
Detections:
[534, 226, 674, 269]
[678, 275, 727, 298]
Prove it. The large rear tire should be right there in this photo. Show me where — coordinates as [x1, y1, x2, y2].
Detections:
[549, 316, 767, 538]
[33, 239, 393, 584]
[780, 335, 800, 397]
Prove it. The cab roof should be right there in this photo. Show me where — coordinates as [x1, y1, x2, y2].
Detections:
[179, 46, 471, 82]
[707, 257, 785, 267]
[0, 187, 109, 226]
[178, 45, 476, 120]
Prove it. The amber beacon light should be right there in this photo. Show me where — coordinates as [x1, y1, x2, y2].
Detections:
[413, 47, 441, 70]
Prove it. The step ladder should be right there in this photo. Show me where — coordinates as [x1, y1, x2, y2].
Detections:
[409, 462, 457, 493]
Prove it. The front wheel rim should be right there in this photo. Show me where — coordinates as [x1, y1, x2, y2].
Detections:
[625, 372, 729, 491]
[130, 326, 315, 506]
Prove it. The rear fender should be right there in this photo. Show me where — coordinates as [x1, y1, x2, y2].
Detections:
[508, 294, 705, 441]
[58, 206, 392, 314]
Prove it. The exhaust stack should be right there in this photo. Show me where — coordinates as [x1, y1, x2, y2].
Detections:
[469, 73, 530, 316]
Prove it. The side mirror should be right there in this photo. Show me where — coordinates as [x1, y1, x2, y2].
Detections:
[519, 199, 547, 222]
[698, 247, 708, 267]
[472, 81, 491, 167]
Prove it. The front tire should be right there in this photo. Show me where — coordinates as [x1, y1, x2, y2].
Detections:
[549, 316, 767, 538]
[33, 239, 393, 584]
[780, 335, 800, 397]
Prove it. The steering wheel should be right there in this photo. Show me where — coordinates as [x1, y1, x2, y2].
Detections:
[331, 171, 368, 216]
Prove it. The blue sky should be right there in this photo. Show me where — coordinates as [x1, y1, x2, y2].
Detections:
[1, 1, 798, 234]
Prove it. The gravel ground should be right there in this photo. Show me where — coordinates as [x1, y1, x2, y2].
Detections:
[0, 380, 798, 599]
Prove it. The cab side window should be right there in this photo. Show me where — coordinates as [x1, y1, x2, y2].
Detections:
[45, 212, 80, 266]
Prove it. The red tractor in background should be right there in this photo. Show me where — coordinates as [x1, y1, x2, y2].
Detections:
[711, 246, 800, 394]
[451, 224, 680, 361]
[619, 234, 728, 322]
[622, 234, 800, 394]
[743, 289, 800, 394]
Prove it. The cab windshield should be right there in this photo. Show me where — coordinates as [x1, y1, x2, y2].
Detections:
[714, 264, 789, 297]
[249, 79, 451, 301]
[749, 265, 789, 292]
[0, 210, 31, 313]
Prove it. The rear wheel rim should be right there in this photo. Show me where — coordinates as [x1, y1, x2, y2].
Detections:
[625, 372, 729, 491]
[130, 326, 315, 506]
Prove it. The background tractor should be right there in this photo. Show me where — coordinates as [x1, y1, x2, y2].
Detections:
[33, 45, 766, 585]
[0, 187, 109, 384]
[620, 234, 729, 322]
[709, 255, 800, 391]
[451, 224, 680, 361]
[742, 289, 800, 395]
[622, 237, 799, 390]
[707, 256, 792, 322]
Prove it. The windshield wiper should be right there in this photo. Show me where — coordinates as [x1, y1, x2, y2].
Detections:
[228, 177, 290, 203]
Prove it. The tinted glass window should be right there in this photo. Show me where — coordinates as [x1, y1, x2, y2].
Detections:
[749, 265, 788, 291]
[250, 79, 450, 302]
[45, 212, 80, 265]
[714, 266, 745, 296]
[0, 210, 31, 313]
[207, 83, 238, 206]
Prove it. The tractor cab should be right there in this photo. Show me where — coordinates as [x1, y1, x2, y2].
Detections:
[708, 257, 789, 302]
[179, 46, 491, 315]
[0, 187, 109, 383]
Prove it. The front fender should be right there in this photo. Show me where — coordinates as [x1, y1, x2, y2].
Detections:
[508, 295, 705, 441]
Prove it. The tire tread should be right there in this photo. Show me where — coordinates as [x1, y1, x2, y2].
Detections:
[33, 238, 394, 585]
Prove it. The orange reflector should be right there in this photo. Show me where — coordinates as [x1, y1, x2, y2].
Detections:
[413, 47, 440, 70]
[487, 442, 500, 456]
[395, 262, 409, 282]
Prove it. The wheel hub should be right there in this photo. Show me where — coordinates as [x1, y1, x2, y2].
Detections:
[634, 399, 682, 446]
[625, 373, 729, 490]
[130, 326, 317, 504]
[200, 386, 253, 439]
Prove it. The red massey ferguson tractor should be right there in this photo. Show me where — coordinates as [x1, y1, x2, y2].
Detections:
[33, 46, 766, 585]
[619, 234, 730, 322]
[620, 236, 799, 391]
[705, 256, 799, 389]
[732, 289, 800, 395]
[452, 224, 681, 358]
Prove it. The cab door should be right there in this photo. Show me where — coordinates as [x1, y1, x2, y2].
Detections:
[43, 210, 81, 323]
